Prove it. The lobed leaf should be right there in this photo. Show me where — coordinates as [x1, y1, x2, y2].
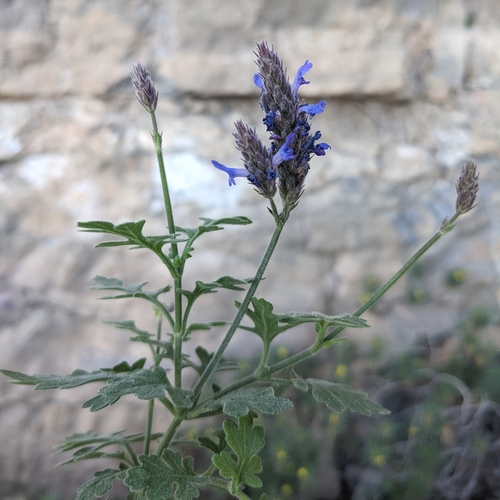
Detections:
[297, 378, 390, 416]
[212, 414, 265, 494]
[100, 358, 147, 373]
[82, 367, 169, 412]
[0, 368, 115, 389]
[238, 297, 369, 348]
[76, 468, 123, 500]
[197, 428, 227, 455]
[91, 275, 171, 301]
[182, 276, 254, 304]
[124, 450, 209, 500]
[208, 387, 293, 417]
[58, 430, 163, 454]
[78, 220, 185, 253]
[184, 346, 240, 376]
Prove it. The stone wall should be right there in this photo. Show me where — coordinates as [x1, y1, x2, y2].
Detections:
[1, 0, 499, 497]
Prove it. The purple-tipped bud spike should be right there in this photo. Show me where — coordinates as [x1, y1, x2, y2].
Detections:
[130, 62, 159, 113]
[211, 160, 249, 186]
[455, 159, 479, 214]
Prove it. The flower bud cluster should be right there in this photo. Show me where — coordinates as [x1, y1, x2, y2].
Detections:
[455, 159, 479, 214]
[130, 62, 159, 113]
[212, 41, 330, 208]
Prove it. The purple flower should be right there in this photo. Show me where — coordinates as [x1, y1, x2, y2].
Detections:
[253, 73, 265, 90]
[313, 142, 331, 156]
[263, 110, 277, 132]
[130, 62, 158, 113]
[291, 60, 313, 94]
[211, 160, 249, 186]
[272, 133, 297, 167]
[298, 100, 326, 118]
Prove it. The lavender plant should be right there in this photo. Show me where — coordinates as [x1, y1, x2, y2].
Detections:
[1, 42, 479, 500]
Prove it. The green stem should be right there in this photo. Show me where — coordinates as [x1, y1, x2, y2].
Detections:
[158, 397, 177, 414]
[255, 339, 271, 377]
[195, 214, 461, 409]
[191, 222, 285, 403]
[323, 214, 458, 343]
[154, 416, 183, 456]
[150, 112, 183, 388]
[123, 440, 139, 466]
[143, 399, 154, 454]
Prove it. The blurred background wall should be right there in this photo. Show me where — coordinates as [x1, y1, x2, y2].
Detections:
[1, 0, 499, 498]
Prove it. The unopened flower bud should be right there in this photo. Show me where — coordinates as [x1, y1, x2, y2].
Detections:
[455, 159, 479, 214]
[130, 62, 158, 113]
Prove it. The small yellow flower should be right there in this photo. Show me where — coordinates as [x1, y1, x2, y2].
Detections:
[452, 269, 467, 283]
[412, 288, 426, 302]
[358, 293, 372, 306]
[408, 426, 419, 438]
[185, 428, 198, 440]
[276, 449, 287, 461]
[297, 467, 309, 480]
[240, 361, 251, 373]
[372, 454, 386, 466]
[475, 354, 485, 367]
[335, 364, 348, 379]
[329, 413, 340, 426]
[276, 346, 289, 359]
[204, 427, 213, 437]
[281, 483, 293, 496]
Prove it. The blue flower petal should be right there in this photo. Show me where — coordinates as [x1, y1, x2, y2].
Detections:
[253, 74, 264, 90]
[211, 160, 248, 186]
[313, 142, 331, 156]
[263, 110, 277, 132]
[272, 133, 297, 167]
[298, 100, 326, 117]
[291, 61, 313, 94]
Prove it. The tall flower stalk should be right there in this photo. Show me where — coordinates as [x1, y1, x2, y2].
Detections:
[0, 43, 479, 500]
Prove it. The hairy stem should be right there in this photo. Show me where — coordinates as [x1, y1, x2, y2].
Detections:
[191, 222, 285, 403]
[195, 214, 461, 409]
[143, 400, 155, 454]
[323, 213, 459, 343]
[150, 112, 183, 388]
[154, 416, 183, 457]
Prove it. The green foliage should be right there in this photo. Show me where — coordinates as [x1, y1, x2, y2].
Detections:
[292, 376, 390, 416]
[82, 366, 175, 411]
[124, 450, 209, 500]
[76, 468, 123, 500]
[238, 297, 369, 348]
[0, 368, 115, 389]
[208, 388, 293, 417]
[78, 219, 184, 251]
[1, 46, 475, 500]
[175, 216, 252, 265]
[91, 275, 171, 302]
[197, 428, 227, 455]
[212, 414, 265, 496]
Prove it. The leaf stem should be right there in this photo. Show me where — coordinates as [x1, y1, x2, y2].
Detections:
[191, 222, 285, 403]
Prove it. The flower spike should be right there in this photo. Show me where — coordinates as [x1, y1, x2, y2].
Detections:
[130, 62, 158, 113]
[211, 41, 330, 212]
